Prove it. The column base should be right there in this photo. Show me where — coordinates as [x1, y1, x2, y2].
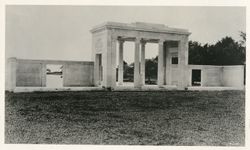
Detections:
[158, 85, 165, 88]
[134, 86, 142, 89]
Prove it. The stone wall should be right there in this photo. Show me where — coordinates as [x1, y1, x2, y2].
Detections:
[16, 60, 45, 87]
[6, 57, 244, 92]
[188, 65, 244, 87]
[170, 65, 179, 86]
[202, 66, 223, 86]
[222, 65, 244, 87]
[6, 58, 94, 91]
[63, 62, 94, 86]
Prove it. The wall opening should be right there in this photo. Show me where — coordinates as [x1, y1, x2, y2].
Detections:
[115, 41, 135, 86]
[99, 55, 103, 83]
[192, 69, 201, 86]
[145, 43, 158, 85]
[46, 64, 63, 88]
[171, 57, 178, 64]
[96, 54, 103, 85]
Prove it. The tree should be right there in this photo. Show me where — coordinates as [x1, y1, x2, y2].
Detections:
[145, 57, 158, 84]
[239, 31, 246, 64]
[123, 61, 134, 82]
[123, 57, 158, 83]
[212, 36, 245, 65]
[239, 31, 246, 46]
[116, 60, 131, 81]
[239, 31, 246, 85]
[123, 61, 129, 77]
[188, 36, 245, 65]
[189, 41, 206, 65]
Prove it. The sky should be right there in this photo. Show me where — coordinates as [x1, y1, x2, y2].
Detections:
[5, 5, 246, 64]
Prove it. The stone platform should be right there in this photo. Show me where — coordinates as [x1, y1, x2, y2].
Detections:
[11, 85, 244, 93]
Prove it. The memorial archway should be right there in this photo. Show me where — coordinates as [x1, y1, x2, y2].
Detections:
[91, 22, 190, 90]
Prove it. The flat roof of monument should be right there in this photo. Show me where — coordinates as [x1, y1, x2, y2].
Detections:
[90, 22, 191, 35]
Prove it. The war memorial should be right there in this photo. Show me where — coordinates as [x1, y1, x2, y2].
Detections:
[6, 22, 244, 92]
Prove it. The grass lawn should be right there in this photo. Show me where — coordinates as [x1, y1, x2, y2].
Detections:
[5, 90, 245, 145]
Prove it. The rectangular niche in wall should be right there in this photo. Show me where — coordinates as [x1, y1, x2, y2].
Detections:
[192, 69, 201, 86]
[46, 64, 63, 88]
[171, 57, 178, 64]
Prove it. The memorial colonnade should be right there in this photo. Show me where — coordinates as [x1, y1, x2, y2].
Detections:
[91, 22, 190, 90]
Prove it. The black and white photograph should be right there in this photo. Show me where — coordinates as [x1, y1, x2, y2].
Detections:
[1, 1, 248, 149]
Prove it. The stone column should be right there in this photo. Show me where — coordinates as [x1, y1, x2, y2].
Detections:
[102, 30, 116, 89]
[178, 36, 189, 90]
[134, 38, 141, 88]
[165, 42, 171, 85]
[110, 37, 117, 88]
[157, 39, 165, 87]
[94, 54, 101, 86]
[118, 40, 124, 85]
[140, 41, 146, 86]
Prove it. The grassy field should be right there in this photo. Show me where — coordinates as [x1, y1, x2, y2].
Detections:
[5, 90, 245, 145]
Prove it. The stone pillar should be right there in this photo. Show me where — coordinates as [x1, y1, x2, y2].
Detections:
[134, 38, 141, 88]
[140, 41, 146, 86]
[118, 40, 124, 85]
[165, 43, 171, 85]
[163, 43, 167, 85]
[110, 37, 117, 89]
[102, 30, 116, 89]
[41, 63, 47, 87]
[6, 57, 17, 91]
[94, 54, 101, 86]
[157, 39, 165, 87]
[178, 36, 189, 90]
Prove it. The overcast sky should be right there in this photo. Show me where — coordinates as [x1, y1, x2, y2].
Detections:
[6, 5, 246, 64]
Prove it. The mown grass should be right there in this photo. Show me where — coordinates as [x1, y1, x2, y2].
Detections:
[5, 90, 245, 145]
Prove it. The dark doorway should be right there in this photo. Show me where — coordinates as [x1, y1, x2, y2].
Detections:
[192, 69, 201, 86]
[96, 54, 102, 85]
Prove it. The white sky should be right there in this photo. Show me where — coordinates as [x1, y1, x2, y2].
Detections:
[5, 6, 246, 64]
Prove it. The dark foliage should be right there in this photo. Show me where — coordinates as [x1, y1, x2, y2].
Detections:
[145, 57, 158, 83]
[189, 36, 245, 65]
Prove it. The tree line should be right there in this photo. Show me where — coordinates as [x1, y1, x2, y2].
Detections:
[189, 34, 245, 65]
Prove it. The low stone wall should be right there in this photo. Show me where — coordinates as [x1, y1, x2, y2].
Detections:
[6, 57, 244, 92]
[63, 62, 94, 86]
[6, 58, 94, 91]
[16, 59, 45, 87]
[222, 65, 244, 87]
[188, 65, 244, 88]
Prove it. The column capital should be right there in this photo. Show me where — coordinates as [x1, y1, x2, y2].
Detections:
[111, 37, 117, 42]
[158, 39, 165, 44]
[135, 37, 141, 44]
[118, 39, 125, 45]
[140, 40, 147, 46]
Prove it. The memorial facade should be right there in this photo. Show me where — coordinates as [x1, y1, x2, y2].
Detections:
[91, 22, 191, 90]
[6, 22, 244, 92]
